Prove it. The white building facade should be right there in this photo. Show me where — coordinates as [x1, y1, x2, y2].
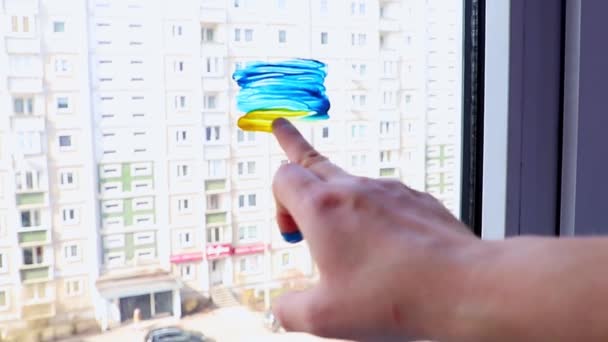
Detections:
[0, 0, 462, 336]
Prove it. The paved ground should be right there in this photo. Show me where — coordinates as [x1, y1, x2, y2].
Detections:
[62, 306, 347, 342]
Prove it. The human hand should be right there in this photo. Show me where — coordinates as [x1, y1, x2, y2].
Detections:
[271, 118, 483, 341]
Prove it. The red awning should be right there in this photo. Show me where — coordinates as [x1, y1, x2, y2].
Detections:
[170, 252, 204, 264]
[233, 243, 266, 256]
[206, 243, 233, 260]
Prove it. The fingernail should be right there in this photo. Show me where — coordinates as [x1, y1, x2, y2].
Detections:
[272, 117, 290, 130]
[281, 231, 303, 243]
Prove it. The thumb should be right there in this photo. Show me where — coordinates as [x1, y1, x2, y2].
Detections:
[272, 287, 334, 336]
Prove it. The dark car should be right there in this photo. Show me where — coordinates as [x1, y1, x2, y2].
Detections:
[144, 327, 212, 342]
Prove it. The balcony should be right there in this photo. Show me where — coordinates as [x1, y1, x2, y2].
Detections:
[18, 229, 49, 245]
[20, 265, 51, 283]
[22, 303, 55, 320]
[16, 193, 45, 207]
[205, 179, 227, 193]
[5, 37, 41, 54]
[379, 167, 398, 178]
[206, 212, 227, 225]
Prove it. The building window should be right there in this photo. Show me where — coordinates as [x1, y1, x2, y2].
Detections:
[237, 161, 257, 177]
[172, 25, 183, 37]
[58, 135, 73, 149]
[208, 160, 226, 178]
[237, 130, 256, 144]
[62, 207, 79, 225]
[281, 252, 291, 267]
[320, 0, 328, 12]
[180, 264, 194, 280]
[134, 232, 155, 246]
[56, 97, 70, 111]
[238, 193, 257, 209]
[359, 1, 366, 15]
[351, 153, 367, 168]
[177, 198, 190, 213]
[245, 29, 253, 42]
[105, 253, 125, 267]
[179, 231, 193, 248]
[277, 0, 287, 9]
[54, 58, 71, 74]
[0, 253, 6, 273]
[205, 126, 221, 142]
[380, 150, 393, 164]
[23, 246, 44, 265]
[174, 95, 188, 110]
[238, 225, 258, 242]
[63, 243, 80, 262]
[13, 97, 34, 115]
[11, 15, 32, 33]
[322, 126, 330, 139]
[207, 194, 220, 210]
[177, 164, 189, 178]
[351, 124, 367, 139]
[234, 28, 241, 42]
[202, 27, 215, 42]
[203, 94, 217, 110]
[65, 279, 83, 296]
[59, 170, 76, 188]
[53, 21, 65, 33]
[278, 30, 287, 43]
[175, 130, 188, 144]
[24, 283, 47, 302]
[173, 60, 185, 73]
[205, 57, 221, 74]
[239, 255, 262, 273]
[20, 209, 41, 228]
[321, 32, 328, 45]
[0, 289, 7, 310]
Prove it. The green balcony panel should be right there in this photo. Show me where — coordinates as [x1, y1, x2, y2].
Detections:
[16, 193, 44, 206]
[380, 168, 396, 177]
[205, 180, 226, 192]
[21, 267, 49, 282]
[206, 212, 227, 225]
[125, 233, 134, 261]
[19, 230, 47, 244]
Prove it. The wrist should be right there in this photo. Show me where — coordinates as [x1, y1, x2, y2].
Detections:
[421, 238, 505, 341]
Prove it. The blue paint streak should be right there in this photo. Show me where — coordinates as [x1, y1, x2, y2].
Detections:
[232, 59, 331, 119]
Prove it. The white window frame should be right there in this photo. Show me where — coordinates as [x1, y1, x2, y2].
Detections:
[239, 255, 262, 274]
[177, 197, 192, 214]
[56, 96, 71, 113]
[0, 252, 7, 273]
[176, 164, 190, 179]
[237, 160, 257, 178]
[61, 207, 79, 226]
[238, 224, 259, 242]
[65, 278, 83, 297]
[63, 243, 81, 262]
[104, 235, 125, 249]
[105, 252, 125, 267]
[131, 163, 152, 176]
[238, 192, 258, 210]
[0, 288, 8, 310]
[180, 263, 195, 280]
[133, 232, 155, 246]
[135, 248, 155, 261]
[101, 164, 121, 178]
[178, 230, 194, 248]
[58, 134, 74, 151]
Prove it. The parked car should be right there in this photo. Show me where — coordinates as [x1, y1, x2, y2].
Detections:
[144, 326, 212, 342]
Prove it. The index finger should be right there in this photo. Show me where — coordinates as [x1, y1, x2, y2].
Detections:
[272, 118, 346, 180]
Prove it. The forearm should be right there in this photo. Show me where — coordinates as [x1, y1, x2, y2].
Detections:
[443, 237, 608, 341]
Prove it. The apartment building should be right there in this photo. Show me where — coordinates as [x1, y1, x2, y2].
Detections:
[0, 0, 100, 337]
[0, 0, 462, 336]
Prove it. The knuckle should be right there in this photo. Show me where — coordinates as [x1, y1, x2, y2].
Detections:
[298, 150, 327, 169]
[308, 187, 343, 212]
